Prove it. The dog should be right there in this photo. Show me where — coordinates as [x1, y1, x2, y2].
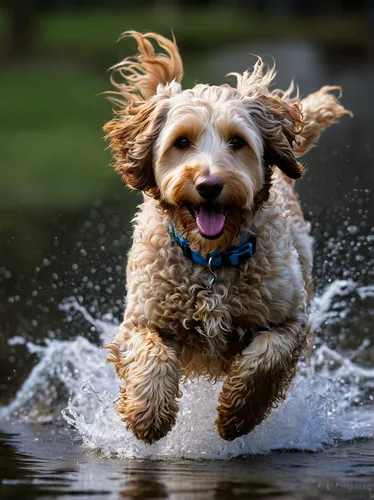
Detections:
[105, 32, 351, 444]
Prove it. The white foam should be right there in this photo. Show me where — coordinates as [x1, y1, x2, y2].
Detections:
[2, 282, 374, 459]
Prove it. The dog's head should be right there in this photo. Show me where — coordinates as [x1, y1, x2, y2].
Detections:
[105, 32, 349, 254]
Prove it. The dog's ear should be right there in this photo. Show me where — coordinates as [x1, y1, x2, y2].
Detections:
[104, 31, 183, 197]
[231, 59, 304, 179]
[293, 86, 352, 157]
[104, 98, 168, 197]
[256, 95, 305, 180]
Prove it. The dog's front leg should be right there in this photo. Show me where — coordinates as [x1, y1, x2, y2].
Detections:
[216, 313, 308, 441]
[106, 325, 180, 444]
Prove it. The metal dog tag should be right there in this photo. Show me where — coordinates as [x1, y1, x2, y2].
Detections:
[201, 268, 216, 289]
[200, 257, 217, 290]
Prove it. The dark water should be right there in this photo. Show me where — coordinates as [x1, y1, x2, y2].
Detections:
[1, 423, 374, 500]
[1, 39, 374, 499]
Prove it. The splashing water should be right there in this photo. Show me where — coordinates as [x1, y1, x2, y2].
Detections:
[1, 280, 374, 460]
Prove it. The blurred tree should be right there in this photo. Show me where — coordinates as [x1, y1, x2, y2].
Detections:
[6, 0, 39, 60]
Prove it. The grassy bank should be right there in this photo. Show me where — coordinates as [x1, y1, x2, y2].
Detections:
[0, 69, 112, 216]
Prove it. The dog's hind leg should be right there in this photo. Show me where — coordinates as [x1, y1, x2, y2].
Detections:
[106, 324, 180, 444]
[216, 312, 309, 441]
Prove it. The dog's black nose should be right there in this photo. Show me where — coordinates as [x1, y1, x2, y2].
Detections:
[195, 176, 224, 200]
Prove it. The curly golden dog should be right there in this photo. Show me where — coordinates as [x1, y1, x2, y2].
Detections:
[105, 32, 350, 444]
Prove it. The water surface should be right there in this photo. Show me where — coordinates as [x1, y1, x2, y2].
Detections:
[1, 422, 374, 500]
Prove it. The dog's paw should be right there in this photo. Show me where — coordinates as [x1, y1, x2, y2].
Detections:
[215, 405, 260, 441]
[215, 383, 266, 441]
[129, 418, 174, 444]
[117, 387, 177, 444]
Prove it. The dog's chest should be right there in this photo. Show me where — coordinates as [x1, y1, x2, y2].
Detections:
[193, 289, 232, 338]
[148, 236, 296, 340]
[187, 268, 256, 345]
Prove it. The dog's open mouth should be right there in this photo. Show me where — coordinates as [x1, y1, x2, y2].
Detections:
[188, 203, 228, 240]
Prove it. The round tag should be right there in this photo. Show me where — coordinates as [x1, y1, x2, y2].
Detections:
[200, 268, 216, 289]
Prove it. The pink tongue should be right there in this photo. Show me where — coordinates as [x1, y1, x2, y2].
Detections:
[196, 206, 226, 237]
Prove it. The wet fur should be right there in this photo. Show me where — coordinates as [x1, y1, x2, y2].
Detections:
[105, 32, 351, 443]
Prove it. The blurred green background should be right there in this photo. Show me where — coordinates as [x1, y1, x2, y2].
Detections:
[1, 1, 374, 402]
[0, 2, 370, 217]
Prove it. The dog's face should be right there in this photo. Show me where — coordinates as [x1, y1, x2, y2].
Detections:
[154, 86, 267, 252]
[104, 33, 305, 254]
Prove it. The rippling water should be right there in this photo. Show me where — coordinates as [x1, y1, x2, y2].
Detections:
[1, 277, 374, 498]
[1, 280, 374, 462]
[1, 233, 374, 491]
[1, 423, 374, 500]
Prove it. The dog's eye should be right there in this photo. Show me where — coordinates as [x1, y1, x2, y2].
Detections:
[229, 135, 246, 150]
[174, 136, 190, 149]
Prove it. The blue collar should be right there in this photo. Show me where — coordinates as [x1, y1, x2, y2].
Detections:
[169, 225, 256, 268]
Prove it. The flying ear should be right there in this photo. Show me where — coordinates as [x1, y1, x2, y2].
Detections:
[293, 86, 352, 157]
[230, 59, 304, 179]
[104, 98, 168, 197]
[103, 31, 183, 196]
[257, 95, 305, 180]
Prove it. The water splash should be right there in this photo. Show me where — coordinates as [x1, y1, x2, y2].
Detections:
[1, 282, 374, 459]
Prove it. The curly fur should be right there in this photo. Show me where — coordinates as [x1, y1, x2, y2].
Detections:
[104, 32, 351, 443]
